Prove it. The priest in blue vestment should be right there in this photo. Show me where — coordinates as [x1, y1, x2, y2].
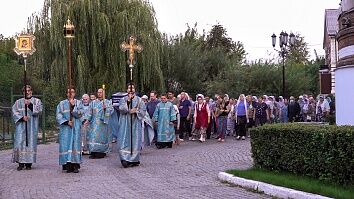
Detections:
[12, 85, 42, 171]
[87, 88, 113, 159]
[56, 87, 83, 173]
[153, 93, 176, 149]
[118, 84, 146, 168]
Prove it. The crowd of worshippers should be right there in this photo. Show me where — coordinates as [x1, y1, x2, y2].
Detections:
[140, 91, 335, 143]
[11, 84, 335, 172]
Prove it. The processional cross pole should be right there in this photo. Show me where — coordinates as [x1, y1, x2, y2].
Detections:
[64, 17, 75, 124]
[14, 32, 36, 147]
[120, 36, 143, 156]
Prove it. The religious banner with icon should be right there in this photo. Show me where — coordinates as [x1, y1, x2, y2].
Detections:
[13, 33, 36, 147]
[14, 34, 36, 56]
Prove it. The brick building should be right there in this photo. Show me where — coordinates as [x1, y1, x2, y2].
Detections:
[323, 9, 339, 94]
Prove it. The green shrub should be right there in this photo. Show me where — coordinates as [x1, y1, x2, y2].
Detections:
[326, 114, 336, 125]
[250, 123, 354, 185]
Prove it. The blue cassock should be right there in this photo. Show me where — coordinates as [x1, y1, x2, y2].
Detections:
[153, 102, 176, 142]
[118, 96, 146, 163]
[56, 99, 83, 165]
[142, 112, 155, 147]
[109, 92, 128, 141]
[109, 107, 119, 141]
[12, 97, 42, 163]
[87, 99, 112, 153]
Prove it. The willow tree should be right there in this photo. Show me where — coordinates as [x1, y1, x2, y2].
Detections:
[30, 0, 164, 96]
[26, 0, 164, 128]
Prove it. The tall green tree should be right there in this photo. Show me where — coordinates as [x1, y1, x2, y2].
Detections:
[160, 24, 205, 95]
[160, 23, 247, 97]
[285, 34, 318, 96]
[26, 0, 164, 127]
[287, 34, 310, 65]
[0, 36, 22, 106]
[29, 0, 164, 96]
[203, 24, 246, 81]
[204, 24, 246, 61]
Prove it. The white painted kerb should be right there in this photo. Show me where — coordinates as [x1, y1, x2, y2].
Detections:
[218, 172, 333, 199]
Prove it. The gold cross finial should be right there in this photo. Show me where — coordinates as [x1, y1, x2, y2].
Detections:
[121, 36, 143, 66]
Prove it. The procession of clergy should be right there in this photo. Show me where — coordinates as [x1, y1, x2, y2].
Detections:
[11, 83, 202, 173]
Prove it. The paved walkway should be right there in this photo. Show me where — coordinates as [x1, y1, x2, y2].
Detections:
[0, 138, 270, 199]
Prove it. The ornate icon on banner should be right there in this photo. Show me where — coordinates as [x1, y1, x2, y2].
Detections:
[14, 34, 36, 56]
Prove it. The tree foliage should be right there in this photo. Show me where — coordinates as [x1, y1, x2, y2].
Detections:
[287, 34, 310, 65]
[28, 0, 164, 97]
[3, 0, 165, 127]
[160, 25, 206, 95]
[0, 1, 321, 127]
[161, 23, 247, 98]
[0, 36, 22, 106]
[204, 24, 246, 63]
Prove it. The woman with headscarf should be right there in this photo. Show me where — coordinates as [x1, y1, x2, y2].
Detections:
[193, 94, 210, 142]
[308, 97, 317, 122]
[278, 96, 288, 123]
[215, 95, 229, 142]
[234, 94, 249, 140]
[316, 95, 330, 122]
[246, 95, 256, 137]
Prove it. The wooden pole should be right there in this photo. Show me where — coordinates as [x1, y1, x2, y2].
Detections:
[24, 57, 28, 147]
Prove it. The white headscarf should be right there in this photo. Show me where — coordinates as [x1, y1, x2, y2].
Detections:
[196, 94, 204, 100]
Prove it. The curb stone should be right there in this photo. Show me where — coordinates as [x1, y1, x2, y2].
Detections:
[218, 172, 333, 199]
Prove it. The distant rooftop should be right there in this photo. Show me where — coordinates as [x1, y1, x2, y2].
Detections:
[323, 9, 340, 49]
[325, 9, 339, 36]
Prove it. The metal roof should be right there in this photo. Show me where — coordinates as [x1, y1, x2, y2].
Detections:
[325, 9, 339, 36]
[323, 9, 340, 49]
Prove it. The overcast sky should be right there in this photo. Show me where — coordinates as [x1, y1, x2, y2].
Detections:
[0, 0, 340, 61]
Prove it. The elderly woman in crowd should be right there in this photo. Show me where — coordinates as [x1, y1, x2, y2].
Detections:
[316, 95, 330, 122]
[278, 96, 288, 123]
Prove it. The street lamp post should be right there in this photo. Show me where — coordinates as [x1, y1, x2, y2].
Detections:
[271, 31, 295, 98]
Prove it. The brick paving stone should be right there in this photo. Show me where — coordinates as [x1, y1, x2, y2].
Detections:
[0, 137, 270, 199]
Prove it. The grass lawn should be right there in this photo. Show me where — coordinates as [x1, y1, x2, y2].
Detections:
[227, 168, 354, 199]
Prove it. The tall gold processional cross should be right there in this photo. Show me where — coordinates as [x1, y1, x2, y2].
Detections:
[120, 36, 143, 157]
[121, 36, 143, 80]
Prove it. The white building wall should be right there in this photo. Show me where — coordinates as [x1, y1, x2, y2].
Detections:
[336, 65, 354, 125]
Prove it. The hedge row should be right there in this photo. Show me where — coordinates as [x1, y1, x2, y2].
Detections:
[250, 123, 354, 185]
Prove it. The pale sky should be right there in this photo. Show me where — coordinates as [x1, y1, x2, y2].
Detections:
[0, 0, 340, 61]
